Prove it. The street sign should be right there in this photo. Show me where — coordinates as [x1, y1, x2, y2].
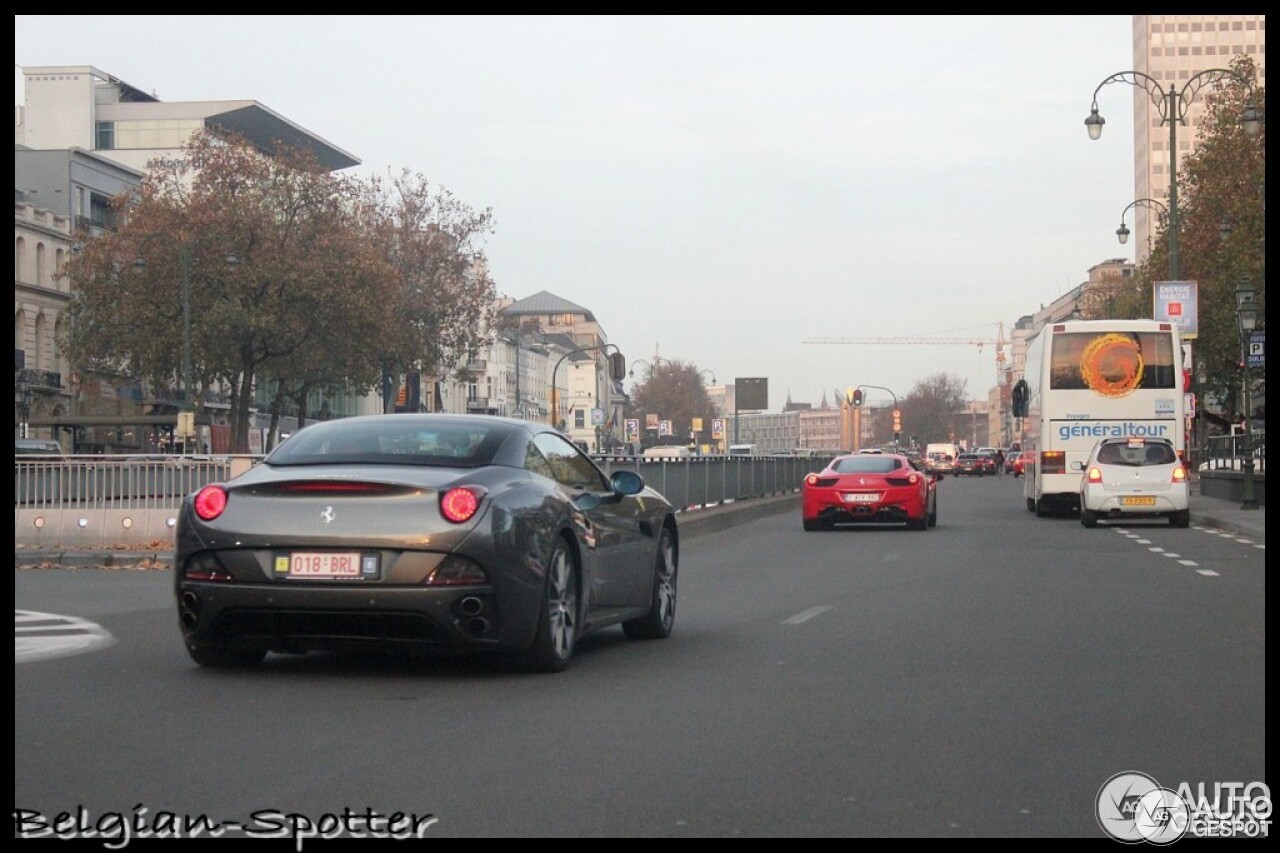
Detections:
[625, 418, 639, 440]
[591, 407, 605, 426]
[1247, 331, 1264, 367]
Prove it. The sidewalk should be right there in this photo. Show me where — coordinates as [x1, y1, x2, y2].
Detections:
[12, 489, 1262, 571]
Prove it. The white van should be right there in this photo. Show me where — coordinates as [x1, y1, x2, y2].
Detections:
[727, 444, 757, 457]
[925, 442, 959, 462]
[642, 445, 694, 459]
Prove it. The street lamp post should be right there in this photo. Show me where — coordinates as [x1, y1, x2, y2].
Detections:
[15, 375, 32, 439]
[1234, 280, 1259, 511]
[1086, 68, 1261, 281]
[695, 369, 716, 450]
[1115, 197, 1168, 249]
[856, 384, 899, 450]
[134, 242, 239, 452]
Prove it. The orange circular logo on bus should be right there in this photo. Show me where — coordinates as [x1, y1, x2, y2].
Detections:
[1080, 333, 1144, 398]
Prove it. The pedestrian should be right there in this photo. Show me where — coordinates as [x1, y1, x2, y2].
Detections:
[995, 447, 1005, 477]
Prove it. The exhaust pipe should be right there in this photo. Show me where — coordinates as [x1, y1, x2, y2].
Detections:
[467, 617, 489, 636]
[179, 591, 201, 629]
[458, 596, 484, 617]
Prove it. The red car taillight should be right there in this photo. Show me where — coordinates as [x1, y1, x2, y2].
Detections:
[1087, 466, 1103, 484]
[1172, 466, 1187, 483]
[193, 485, 228, 521]
[440, 486, 487, 523]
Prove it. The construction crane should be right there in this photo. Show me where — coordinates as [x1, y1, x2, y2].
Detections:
[802, 322, 1008, 373]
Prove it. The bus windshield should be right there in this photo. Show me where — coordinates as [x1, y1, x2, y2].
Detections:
[1048, 331, 1177, 393]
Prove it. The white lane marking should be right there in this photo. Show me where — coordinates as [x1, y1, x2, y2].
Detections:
[1148, 547, 1164, 553]
[782, 606, 832, 625]
[1196, 570, 1220, 577]
[1162, 553, 1181, 559]
[1135, 539, 1152, 545]
[15, 610, 115, 664]
[1177, 560, 1199, 567]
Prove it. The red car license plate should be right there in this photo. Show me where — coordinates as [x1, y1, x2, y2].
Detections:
[288, 552, 362, 578]
[843, 492, 881, 503]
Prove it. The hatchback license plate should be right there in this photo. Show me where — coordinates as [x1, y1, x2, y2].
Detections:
[288, 552, 362, 578]
[1120, 496, 1157, 507]
[844, 492, 881, 503]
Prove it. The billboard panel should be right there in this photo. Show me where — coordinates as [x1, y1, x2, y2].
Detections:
[735, 377, 768, 411]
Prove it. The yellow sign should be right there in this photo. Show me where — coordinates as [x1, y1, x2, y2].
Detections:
[845, 386, 856, 406]
[176, 411, 196, 438]
[692, 418, 703, 431]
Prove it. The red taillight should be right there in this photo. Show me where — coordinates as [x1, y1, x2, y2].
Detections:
[908, 472, 920, 485]
[1087, 466, 1103, 484]
[193, 485, 228, 521]
[1172, 466, 1187, 483]
[440, 486, 486, 523]
[805, 473, 819, 486]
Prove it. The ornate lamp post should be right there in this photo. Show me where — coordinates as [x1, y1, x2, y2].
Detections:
[1235, 280, 1259, 510]
[1086, 67, 1261, 281]
[1115, 197, 1168, 249]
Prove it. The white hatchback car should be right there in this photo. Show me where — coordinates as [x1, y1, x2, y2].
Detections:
[1074, 437, 1190, 528]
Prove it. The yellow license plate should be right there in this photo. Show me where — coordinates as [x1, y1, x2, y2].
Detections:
[1121, 496, 1157, 507]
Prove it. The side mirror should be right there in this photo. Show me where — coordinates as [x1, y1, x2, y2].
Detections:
[610, 469, 644, 495]
[1069, 461, 1084, 472]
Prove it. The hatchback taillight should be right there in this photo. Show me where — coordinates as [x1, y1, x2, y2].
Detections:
[1172, 466, 1187, 483]
[1087, 466, 1103, 484]
[193, 485, 228, 520]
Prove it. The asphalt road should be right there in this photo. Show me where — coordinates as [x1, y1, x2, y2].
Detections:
[15, 475, 1266, 839]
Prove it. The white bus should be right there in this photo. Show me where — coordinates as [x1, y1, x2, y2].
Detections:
[1012, 319, 1186, 517]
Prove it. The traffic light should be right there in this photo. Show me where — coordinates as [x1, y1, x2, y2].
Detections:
[608, 351, 627, 381]
[851, 389, 863, 407]
[892, 409, 902, 434]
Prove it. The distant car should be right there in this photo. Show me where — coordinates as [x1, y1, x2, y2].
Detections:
[925, 452, 955, 474]
[801, 452, 939, 531]
[1003, 451, 1019, 475]
[14, 438, 64, 456]
[174, 414, 679, 672]
[1074, 436, 1190, 529]
[1012, 450, 1033, 477]
[953, 453, 994, 476]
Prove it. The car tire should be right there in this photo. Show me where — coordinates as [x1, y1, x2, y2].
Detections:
[623, 525, 677, 640]
[927, 498, 938, 528]
[185, 642, 265, 669]
[520, 536, 579, 673]
[1080, 508, 1099, 528]
[802, 518, 821, 532]
[1171, 509, 1190, 528]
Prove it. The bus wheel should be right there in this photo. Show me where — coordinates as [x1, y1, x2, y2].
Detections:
[1034, 499, 1047, 517]
[1026, 497, 1036, 513]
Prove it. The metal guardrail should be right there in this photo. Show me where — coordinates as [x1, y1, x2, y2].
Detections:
[14, 453, 834, 548]
[1198, 431, 1266, 473]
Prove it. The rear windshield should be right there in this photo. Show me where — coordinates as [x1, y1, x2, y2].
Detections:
[1095, 441, 1178, 467]
[268, 419, 507, 467]
[832, 456, 903, 474]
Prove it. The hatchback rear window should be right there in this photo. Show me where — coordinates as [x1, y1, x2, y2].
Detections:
[1096, 441, 1176, 466]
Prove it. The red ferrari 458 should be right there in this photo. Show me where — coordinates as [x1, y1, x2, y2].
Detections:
[801, 453, 940, 531]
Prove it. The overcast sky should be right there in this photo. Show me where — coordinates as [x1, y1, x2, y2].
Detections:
[16, 15, 1139, 409]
